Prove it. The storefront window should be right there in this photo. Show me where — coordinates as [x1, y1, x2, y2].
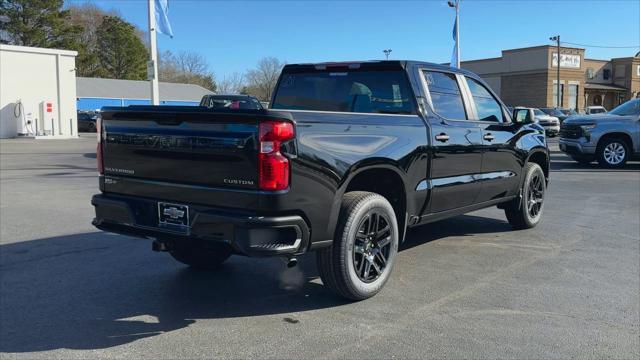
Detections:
[568, 85, 578, 110]
[553, 84, 564, 107]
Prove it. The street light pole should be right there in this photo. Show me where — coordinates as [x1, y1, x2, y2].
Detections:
[550, 35, 561, 108]
[383, 49, 392, 60]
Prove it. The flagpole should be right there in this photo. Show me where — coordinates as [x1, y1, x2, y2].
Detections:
[455, 1, 460, 68]
[147, 0, 160, 105]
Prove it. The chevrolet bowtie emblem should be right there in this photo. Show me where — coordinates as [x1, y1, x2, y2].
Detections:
[163, 207, 185, 219]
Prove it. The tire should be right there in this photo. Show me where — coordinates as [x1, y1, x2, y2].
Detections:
[597, 137, 629, 168]
[504, 162, 546, 230]
[88, 122, 96, 132]
[317, 191, 399, 300]
[570, 156, 594, 165]
[169, 241, 232, 270]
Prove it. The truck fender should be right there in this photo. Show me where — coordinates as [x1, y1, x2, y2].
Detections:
[325, 161, 410, 245]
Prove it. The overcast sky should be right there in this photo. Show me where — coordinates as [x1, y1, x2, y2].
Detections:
[65, 0, 640, 78]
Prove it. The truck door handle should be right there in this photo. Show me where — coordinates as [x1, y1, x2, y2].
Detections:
[483, 133, 494, 141]
[435, 133, 450, 142]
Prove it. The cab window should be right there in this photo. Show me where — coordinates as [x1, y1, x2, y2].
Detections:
[466, 77, 504, 122]
[423, 71, 467, 120]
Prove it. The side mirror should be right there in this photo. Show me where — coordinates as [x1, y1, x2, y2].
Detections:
[512, 109, 533, 124]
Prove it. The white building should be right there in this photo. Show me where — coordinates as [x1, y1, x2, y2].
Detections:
[0, 44, 78, 139]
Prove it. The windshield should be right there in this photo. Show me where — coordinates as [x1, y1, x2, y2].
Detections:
[561, 109, 578, 115]
[533, 109, 545, 116]
[272, 70, 416, 114]
[541, 108, 564, 116]
[608, 99, 640, 116]
[589, 108, 606, 114]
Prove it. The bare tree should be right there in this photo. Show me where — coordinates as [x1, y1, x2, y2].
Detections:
[68, 3, 116, 45]
[158, 49, 216, 91]
[245, 57, 285, 101]
[176, 51, 208, 75]
[217, 72, 245, 94]
[158, 50, 179, 80]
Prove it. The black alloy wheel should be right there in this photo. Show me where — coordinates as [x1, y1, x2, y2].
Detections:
[526, 171, 544, 219]
[352, 211, 392, 283]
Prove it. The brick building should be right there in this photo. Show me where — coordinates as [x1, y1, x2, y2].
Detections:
[460, 45, 640, 111]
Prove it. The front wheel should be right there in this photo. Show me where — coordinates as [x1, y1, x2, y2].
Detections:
[317, 191, 399, 300]
[504, 162, 546, 230]
[597, 138, 629, 168]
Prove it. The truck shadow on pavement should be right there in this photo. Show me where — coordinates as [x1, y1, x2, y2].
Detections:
[0, 214, 509, 353]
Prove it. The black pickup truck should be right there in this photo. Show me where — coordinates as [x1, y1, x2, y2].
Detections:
[92, 61, 549, 300]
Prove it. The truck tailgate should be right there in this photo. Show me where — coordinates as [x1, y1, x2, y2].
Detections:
[99, 107, 285, 210]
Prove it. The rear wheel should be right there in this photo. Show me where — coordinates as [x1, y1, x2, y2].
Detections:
[169, 241, 232, 270]
[597, 137, 629, 168]
[504, 162, 545, 230]
[317, 192, 398, 300]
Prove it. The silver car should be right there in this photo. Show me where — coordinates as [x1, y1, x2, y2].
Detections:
[533, 108, 560, 137]
[559, 99, 640, 167]
[513, 107, 560, 137]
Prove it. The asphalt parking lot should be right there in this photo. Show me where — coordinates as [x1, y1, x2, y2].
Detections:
[1, 134, 638, 359]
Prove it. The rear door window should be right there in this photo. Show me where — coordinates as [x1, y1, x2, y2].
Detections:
[271, 70, 415, 114]
[422, 71, 467, 120]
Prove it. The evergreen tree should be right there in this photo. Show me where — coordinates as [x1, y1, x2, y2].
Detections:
[95, 16, 147, 80]
[0, 0, 81, 48]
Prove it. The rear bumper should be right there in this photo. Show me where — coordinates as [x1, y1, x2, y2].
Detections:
[91, 194, 310, 257]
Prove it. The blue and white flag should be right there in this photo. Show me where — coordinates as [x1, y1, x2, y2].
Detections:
[155, 0, 173, 38]
[450, 17, 458, 68]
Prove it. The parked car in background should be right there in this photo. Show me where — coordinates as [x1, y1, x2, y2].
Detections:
[92, 60, 550, 300]
[540, 108, 571, 123]
[199, 94, 263, 110]
[585, 106, 607, 115]
[560, 98, 640, 167]
[533, 108, 560, 136]
[77, 111, 98, 132]
[514, 107, 559, 136]
[559, 108, 579, 117]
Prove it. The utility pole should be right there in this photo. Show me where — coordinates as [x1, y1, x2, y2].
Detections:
[550, 35, 561, 108]
[383, 49, 392, 60]
[147, 0, 160, 105]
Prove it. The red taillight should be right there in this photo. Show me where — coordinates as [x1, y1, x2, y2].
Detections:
[258, 121, 294, 191]
[96, 117, 104, 174]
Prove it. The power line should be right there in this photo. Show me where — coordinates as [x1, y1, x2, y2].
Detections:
[560, 41, 640, 49]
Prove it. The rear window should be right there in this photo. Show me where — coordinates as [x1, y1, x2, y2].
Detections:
[271, 71, 416, 114]
[200, 97, 262, 110]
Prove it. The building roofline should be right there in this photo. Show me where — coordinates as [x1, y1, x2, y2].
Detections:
[584, 58, 610, 62]
[501, 44, 584, 53]
[76, 77, 211, 93]
[0, 44, 78, 56]
[610, 56, 640, 61]
[460, 57, 502, 64]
